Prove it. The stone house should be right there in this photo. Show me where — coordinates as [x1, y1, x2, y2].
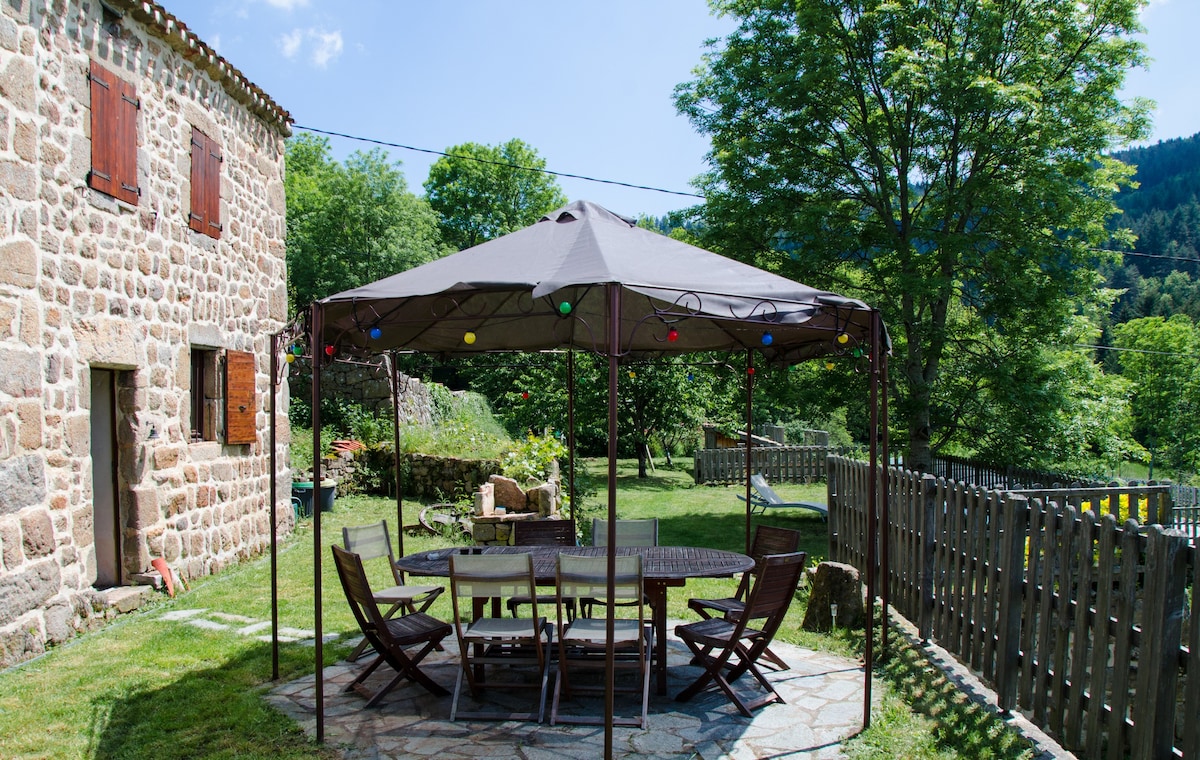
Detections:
[0, 0, 292, 667]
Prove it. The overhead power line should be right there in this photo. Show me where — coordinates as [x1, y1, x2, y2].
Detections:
[293, 125, 707, 201]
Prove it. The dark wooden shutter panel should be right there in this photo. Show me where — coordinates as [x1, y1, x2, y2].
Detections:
[189, 129, 222, 239]
[88, 61, 117, 197]
[88, 61, 139, 205]
[224, 351, 257, 445]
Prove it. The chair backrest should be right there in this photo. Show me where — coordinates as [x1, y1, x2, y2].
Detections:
[591, 518, 658, 547]
[343, 520, 403, 585]
[450, 553, 538, 620]
[739, 552, 808, 641]
[556, 554, 643, 605]
[513, 519, 577, 546]
[750, 524, 801, 561]
[750, 473, 784, 505]
[331, 544, 388, 642]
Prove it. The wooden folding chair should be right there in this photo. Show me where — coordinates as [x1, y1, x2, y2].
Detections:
[507, 519, 577, 620]
[342, 520, 443, 662]
[582, 518, 657, 618]
[687, 525, 802, 670]
[674, 552, 808, 717]
[551, 554, 652, 728]
[449, 553, 553, 722]
[331, 545, 451, 707]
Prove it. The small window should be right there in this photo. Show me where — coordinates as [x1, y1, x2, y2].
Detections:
[190, 348, 218, 442]
[189, 127, 223, 239]
[88, 61, 139, 204]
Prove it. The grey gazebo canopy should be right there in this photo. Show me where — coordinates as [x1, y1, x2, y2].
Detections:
[293, 200, 889, 754]
[315, 200, 879, 361]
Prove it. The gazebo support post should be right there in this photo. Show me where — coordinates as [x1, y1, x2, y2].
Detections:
[863, 308, 884, 729]
[389, 352, 404, 555]
[568, 350, 576, 523]
[880, 339, 890, 660]
[311, 305, 326, 742]
[743, 351, 754, 556]
[269, 331, 280, 681]
[603, 283, 620, 759]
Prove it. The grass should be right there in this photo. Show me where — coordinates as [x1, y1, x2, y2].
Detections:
[0, 458, 1034, 759]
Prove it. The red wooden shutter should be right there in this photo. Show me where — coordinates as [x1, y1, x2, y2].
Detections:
[88, 61, 139, 205]
[224, 351, 257, 445]
[189, 128, 222, 239]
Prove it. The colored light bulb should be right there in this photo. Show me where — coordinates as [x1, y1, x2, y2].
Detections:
[285, 353, 295, 364]
[369, 326, 382, 340]
[559, 301, 572, 315]
[324, 345, 335, 356]
[291, 345, 302, 356]
[521, 391, 529, 399]
[761, 332, 773, 346]
[464, 331, 476, 345]
[667, 327, 679, 342]
[687, 372, 694, 382]
[628, 370, 636, 379]
[747, 367, 755, 375]
[825, 360, 835, 370]
[837, 333, 849, 345]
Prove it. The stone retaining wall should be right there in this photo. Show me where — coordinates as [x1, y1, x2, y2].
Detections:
[402, 453, 502, 502]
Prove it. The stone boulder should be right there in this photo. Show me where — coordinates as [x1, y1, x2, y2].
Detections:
[526, 482, 559, 517]
[801, 561, 865, 632]
[488, 474, 527, 511]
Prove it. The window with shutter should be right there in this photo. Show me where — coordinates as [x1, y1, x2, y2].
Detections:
[224, 350, 257, 445]
[88, 61, 139, 205]
[189, 127, 223, 239]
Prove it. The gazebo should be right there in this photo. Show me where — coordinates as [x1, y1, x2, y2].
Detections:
[270, 201, 891, 756]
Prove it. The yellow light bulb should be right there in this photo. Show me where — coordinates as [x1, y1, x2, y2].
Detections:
[463, 331, 476, 345]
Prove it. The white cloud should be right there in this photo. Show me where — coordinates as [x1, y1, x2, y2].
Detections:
[276, 27, 345, 68]
[262, 0, 310, 10]
[278, 28, 303, 59]
[309, 29, 344, 68]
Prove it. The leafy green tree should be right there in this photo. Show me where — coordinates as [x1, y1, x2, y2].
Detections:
[423, 139, 568, 250]
[1111, 315, 1200, 474]
[675, 0, 1150, 471]
[286, 134, 447, 309]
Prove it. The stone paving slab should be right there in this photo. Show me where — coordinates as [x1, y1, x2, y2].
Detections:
[267, 621, 873, 759]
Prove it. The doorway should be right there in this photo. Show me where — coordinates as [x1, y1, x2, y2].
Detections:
[90, 369, 121, 588]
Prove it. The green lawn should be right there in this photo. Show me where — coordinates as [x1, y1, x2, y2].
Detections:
[0, 459, 1034, 759]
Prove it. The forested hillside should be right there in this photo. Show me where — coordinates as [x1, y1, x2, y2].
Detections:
[1107, 133, 1200, 323]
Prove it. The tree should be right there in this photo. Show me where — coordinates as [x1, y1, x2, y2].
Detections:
[423, 139, 568, 250]
[675, 0, 1150, 471]
[286, 134, 447, 309]
[1111, 315, 1200, 474]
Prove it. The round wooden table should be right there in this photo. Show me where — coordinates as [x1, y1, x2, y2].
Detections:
[396, 545, 754, 695]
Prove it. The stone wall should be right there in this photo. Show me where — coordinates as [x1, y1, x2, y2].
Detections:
[287, 359, 434, 424]
[0, 1, 290, 667]
[403, 453, 502, 502]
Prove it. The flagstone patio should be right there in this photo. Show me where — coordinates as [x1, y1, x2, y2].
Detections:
[266, 623, 871, 759]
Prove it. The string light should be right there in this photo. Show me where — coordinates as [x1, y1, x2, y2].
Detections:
[628, 370, 637, 379]
[559, 301, 572, 315]
[521, 391, 529, 399]
[837, 333, 849, 345]
[825, 360, 835, 370]
[761, 332, 773, 346]
[285, 353, 295, 364]
[324, 345, 335, 356]
[464, 331, 476, 345]
[291, 345, 303, 356]
[667, 327, 679, 342]
[369, 326, 382, 340]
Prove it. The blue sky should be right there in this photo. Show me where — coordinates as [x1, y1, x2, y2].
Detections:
[162, 0, 1199, 220]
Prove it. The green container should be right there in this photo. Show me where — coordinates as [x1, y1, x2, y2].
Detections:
[292, 479, 336, 515]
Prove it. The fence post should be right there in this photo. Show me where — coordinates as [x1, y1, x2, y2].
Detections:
[918, 473, 937, 642]
[996, 493, 1028, 714]
[1131, 527, 1188, 760]
[828, 455, 841, 563]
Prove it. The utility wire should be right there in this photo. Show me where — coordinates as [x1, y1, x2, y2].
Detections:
[293, 125, 706, 201]
[1076, 343, 1200, 359]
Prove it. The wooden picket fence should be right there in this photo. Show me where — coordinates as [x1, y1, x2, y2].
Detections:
[828, 456, 1199, 759]
[692, 445, 831, 484]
